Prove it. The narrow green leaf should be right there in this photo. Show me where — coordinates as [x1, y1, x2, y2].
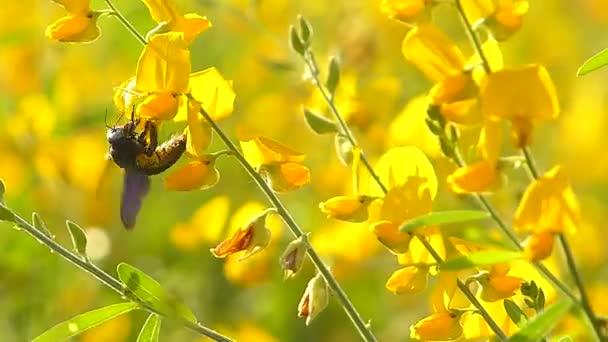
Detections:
[136, 314, 161, 342]
[557, 336, 573, 342]
[425, 118, 442, 136]
[66, 220, 87, 258]
[289, 25, 305, 55]
[577, 48, 608, 76]
[0, 204, 16, 223]
[400, 210, 490, 233]
[33, 212, 54, 239]
[536, 289, 546, 311]
[334, 134, 353, 166]
[32, 302, 138, 342]
[507, 300, 573, 342]
[440, 250, 522, 271]
[0, 178, 5, 202]
[326, 57, 340, 96]
[303, 107, 338, 134]
[299, 15, 313, 45]
[117, 263, 197, 323]
[504, 299, 528, 328]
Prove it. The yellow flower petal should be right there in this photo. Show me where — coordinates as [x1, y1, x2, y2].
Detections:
[260, 162, 310, 193]
[478, 272, 523, 302]
[369, 220, 413, 254]
[486, 1, 529, 41]
[140, 0, 178, 24]
[164, 158, 219, 191]
[135, 32, 191, 93]
[514, 165, 580, 234]
[380, 0, 429, 22]
[476, 120, 503, 163]
[385, 265, 429, 294]
[481, 65, 559, 122]
[319, 195, 374, 223]
[137, 92, 180, 120]
[240, 136, 305, 169]
[402, 24, 467, 83]
[447, 161, 499, 194]
[410, 311, 464, 341]
[189, 67, 235, 120]
[523, 230, 555, 262]
[184, 99, 212, 157]
[45, 14, 100, 43]
[175, 14, 212, 41]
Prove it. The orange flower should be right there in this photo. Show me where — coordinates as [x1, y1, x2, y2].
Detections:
[210, 208, 275, 260]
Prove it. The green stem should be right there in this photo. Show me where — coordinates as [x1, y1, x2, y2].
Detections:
[302, 51, 388, 195]
[104, 0, 147, 46]
[454, 0, 491, 74]
[521, 147, 603, 341]
[8, 208, 232, 342]
[196, 105, 377, 342]
[417, 235, 507, 340]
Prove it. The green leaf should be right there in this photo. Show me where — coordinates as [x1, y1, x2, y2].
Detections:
[299, 15, 313, 45]
[32, 302, 138, 342]
[0, 178, 5, 202]
[326, 57, 340, 96]
[289, 25, 305, 55]
[400, 210, 490, 233]
[66, 220, 87, 258]
[0, 204, 16, 223]
[136, 314, 161, 342]
[303, 107, 337, 134]
[117, 263, 197, 323]
[577, 48, 608, 76]
[536, 289, 546, 311]
[507, 300, 573, 342]
[334, 134, 353, 166]
[33, 212, 54, 239]
[504, 299, 528, 328]
[440, 250, 522, 271]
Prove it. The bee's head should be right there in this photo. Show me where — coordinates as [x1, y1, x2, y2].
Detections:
[107, 126, 128, 144]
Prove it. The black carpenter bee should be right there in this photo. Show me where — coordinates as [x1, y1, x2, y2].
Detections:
[106, 113, 186, 229]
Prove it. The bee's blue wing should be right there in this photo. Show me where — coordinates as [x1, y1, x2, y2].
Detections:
[121, 169, 150, 230]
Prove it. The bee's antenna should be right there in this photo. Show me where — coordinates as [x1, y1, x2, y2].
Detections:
[104, 109, 111, 129]
[112, 111, 125, 128]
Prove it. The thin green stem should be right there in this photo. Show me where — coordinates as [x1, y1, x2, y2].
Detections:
[302, 51, 388, 195]
[196, 105, 377, 342]
[417, 235, 507, 340]
[104, 0, 147, 46]
[454, 0, 491, 74]
[521, 147, 603, 341]
[8, 208, 232, 342]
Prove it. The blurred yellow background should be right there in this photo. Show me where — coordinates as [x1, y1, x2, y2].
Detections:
[1, 0, 608, 341]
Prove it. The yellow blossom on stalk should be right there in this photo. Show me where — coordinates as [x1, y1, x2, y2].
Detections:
[298, 273, 329, 326]
[319, 195, 375, 223]
[380, 0, 432, 23]
[523, 230, 555, 261]
[475, 264, 523, 302]
[385, 264, 430, 294]
[410, 310, 465, 341]
[447, 160, 500, 194]
[141, 0, 211, 42]
[210, 208, 275, 260]
[463, 0, 529, 41]
[241, 136, 310, 193]
[481, 64, 559, 147]
[515, 166, 580, 234]
[45, 0, 101, 42]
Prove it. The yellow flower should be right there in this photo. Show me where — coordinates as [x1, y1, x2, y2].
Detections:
[280, 236, 308, 279]
[241, 136, 310, 193]
[447, 160, 500, 194]
[385, 264, 430, 294]
[476, 265, 523, 302]
[410, 310, 464, 341]
[523, 230, 555, 262]
[481, 64, 559, 147]
[297, 273, 329, 326]
[141, 0, 212, 42]
[45, 0, 101, 42]
[463, 0, 529, 41]
[514, 166, 580, 234]
[319, 195, 375, 223]
[210, 208, 275, 260]
[380, 0, 431, 23]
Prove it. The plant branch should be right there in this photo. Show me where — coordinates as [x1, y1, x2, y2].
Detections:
[6, 207, 232, 342]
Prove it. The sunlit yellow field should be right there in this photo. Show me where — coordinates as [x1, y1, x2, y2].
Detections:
[1, 0, 608, 341]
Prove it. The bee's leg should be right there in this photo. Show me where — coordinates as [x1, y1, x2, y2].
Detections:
[139, 121, 158, 156]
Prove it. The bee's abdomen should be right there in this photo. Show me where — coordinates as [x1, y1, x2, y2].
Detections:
[135, 134, 187, 175]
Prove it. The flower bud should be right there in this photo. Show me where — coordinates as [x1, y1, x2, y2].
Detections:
[297, 273, 329, 326]
[210, 208, 276, 260]
[280, 235, 308, 279]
